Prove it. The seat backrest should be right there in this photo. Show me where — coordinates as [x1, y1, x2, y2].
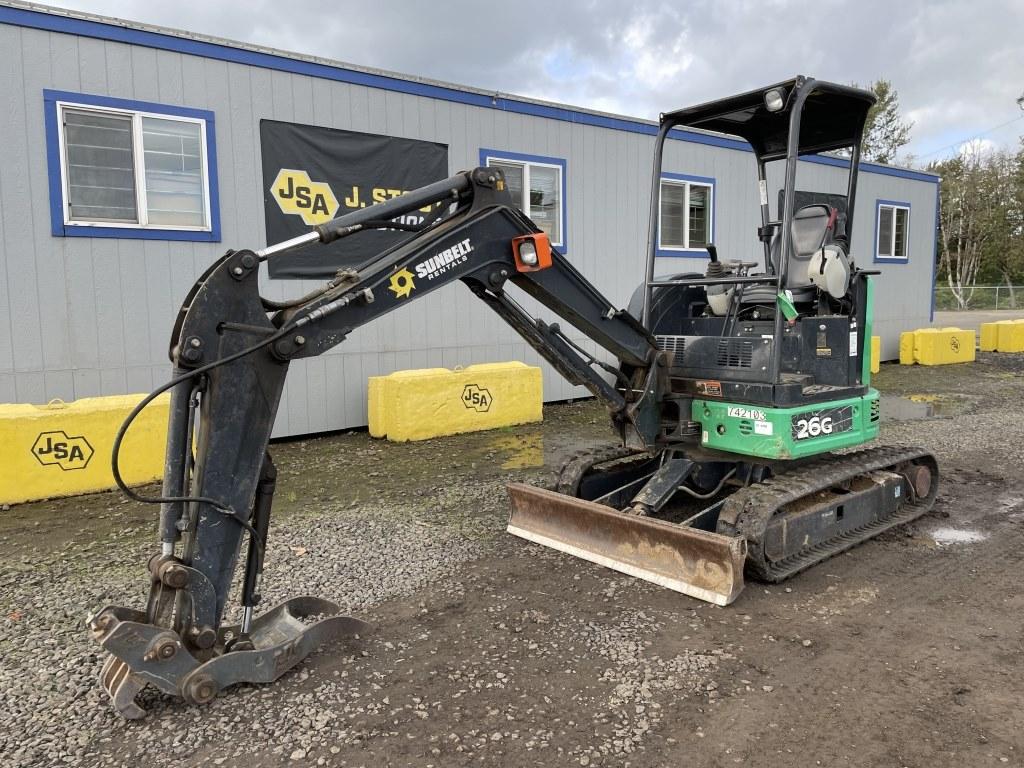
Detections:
[767, 204, 831, 290]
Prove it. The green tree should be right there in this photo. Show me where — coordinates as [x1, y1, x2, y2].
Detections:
[932, 146, 987, 308]
[860, 80, 914, 165]
[932, 141, 1024, 308]
[999, 141, 1024, 303]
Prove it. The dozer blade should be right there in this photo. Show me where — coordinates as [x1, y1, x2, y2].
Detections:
[506, 483, 747, 606]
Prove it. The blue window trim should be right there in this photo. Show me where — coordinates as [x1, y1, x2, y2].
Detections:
[43, 89, 221, 242]
[656, 172, 716, 258]
[3, 5, 940, 187]
[479, 148, 568, 254]
[873, 199, 911, 265]
[930, 184, 940, 321]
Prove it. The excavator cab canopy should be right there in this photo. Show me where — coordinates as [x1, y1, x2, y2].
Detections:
[661, 77, 875, 161]
[639, 75, 877, 376]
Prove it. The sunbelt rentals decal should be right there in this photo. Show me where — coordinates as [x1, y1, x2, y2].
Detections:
[389, 238, 475, 300]
[415, 238, 474, 280]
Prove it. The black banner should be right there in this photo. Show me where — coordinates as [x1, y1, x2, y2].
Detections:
[260, 120, 448, 278]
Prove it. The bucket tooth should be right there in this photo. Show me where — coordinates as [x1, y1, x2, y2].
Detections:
[506, 483, 746, 606]
[99, 656, 148, 720]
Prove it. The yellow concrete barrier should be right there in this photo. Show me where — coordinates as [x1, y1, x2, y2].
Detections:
[898, 331, 915, 366]
[899, 327, 976, 366]
[0, 394, 169, 505]
[368, 362, 542, 442]
[997, 320, 1024, 352]
[870, 335, 881, 374]
[980, 322, 1000, 352]
[979, 319, 1024, 353]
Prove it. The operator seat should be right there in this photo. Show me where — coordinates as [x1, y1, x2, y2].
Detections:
[741, 204, 832, 305]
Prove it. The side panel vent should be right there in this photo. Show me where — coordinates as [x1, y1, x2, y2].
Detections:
[869, 398, 880, 423]
[656, 335, 687, 366]
[716, 339, 754, 368]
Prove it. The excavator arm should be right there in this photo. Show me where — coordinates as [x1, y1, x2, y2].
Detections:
[90, 167, 667, 717]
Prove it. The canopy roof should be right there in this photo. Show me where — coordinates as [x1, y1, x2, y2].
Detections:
[662, 77, 876, 161]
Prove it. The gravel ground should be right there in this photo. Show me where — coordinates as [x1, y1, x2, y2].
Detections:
[1, 356, 1023, 767]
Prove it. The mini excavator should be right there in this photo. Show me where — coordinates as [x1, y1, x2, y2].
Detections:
[90, 77, 938, 718]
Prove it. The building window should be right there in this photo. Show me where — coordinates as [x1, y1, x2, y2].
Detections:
[480, 149, 566, 250]
[44, 90, 220, 241]
[875, 201, 910, 262]
[658, 174, 715, 254]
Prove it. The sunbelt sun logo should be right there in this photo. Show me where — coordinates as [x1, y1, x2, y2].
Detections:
[271, 169, 340, 225]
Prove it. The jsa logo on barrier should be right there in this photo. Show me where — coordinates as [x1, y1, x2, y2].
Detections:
[462, 384, 493, 413]
[271, 169, 340, 225]
[31, 430, 94, 471]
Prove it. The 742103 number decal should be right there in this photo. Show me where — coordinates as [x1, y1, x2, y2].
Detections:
[791, 406, 854, 441]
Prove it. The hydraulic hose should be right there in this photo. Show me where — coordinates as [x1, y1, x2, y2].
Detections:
[110, 323, 297, 552]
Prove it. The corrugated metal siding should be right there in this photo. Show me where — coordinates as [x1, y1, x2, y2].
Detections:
[0, 23, 938, 435]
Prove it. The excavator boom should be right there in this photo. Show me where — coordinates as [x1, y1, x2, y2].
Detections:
[92, 167, 739, 718]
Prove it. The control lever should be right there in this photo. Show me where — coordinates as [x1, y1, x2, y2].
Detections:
[704, 243, 731, 315]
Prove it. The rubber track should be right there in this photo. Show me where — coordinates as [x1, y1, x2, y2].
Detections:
[553, 445, 649, 497]
[718, 445, 939, 583]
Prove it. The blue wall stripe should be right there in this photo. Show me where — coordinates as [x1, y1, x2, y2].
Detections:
[2, 5, 938, 186]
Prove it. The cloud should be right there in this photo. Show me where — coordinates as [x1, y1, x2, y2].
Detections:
[958, 138, 1001, 158]
[46, 0, 1024, 162]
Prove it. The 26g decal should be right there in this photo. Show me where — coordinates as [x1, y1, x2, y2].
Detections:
[794, 415, 833, 439]
[791, 406, 854, 441]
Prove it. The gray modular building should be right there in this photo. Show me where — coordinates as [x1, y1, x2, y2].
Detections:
[0, 2, 940, 437]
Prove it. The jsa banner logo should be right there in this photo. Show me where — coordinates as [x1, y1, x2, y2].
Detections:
[271, 169, 340, 225]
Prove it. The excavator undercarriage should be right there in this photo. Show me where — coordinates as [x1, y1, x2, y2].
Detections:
[91, 76, 938, 718]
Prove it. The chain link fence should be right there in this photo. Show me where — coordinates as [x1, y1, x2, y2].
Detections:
[933, 285, 1024, 311]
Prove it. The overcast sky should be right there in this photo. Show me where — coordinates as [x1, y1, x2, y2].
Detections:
[49, 0, 1024, 164]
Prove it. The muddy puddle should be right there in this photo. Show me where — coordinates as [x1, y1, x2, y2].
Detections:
[929, 527, 988, 546]
[486, 433, 546, 469]
[880, 394, 959, 421]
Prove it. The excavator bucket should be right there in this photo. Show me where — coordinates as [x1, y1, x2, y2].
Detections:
[91, 596, 369, 719]
[506, 483, 747, 606]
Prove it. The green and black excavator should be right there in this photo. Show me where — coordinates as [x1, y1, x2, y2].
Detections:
[91, 76, 938, 718]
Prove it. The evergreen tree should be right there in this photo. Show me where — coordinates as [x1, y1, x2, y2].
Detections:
[861, 80, 913, 164]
